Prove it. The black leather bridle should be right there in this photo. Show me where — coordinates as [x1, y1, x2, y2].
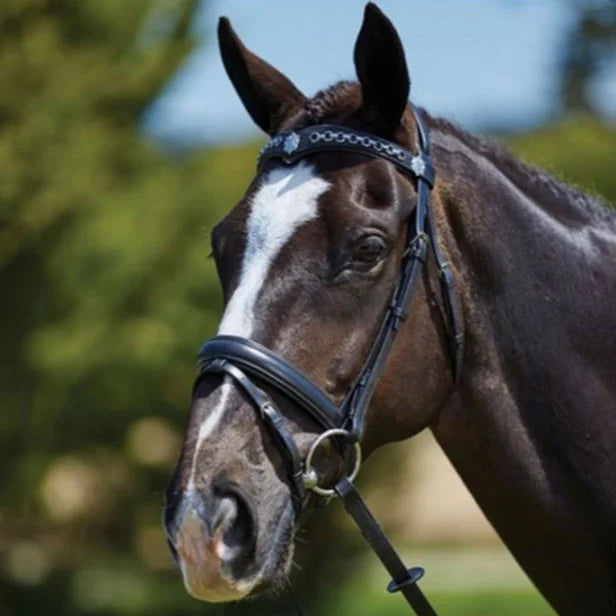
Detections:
[194, 108, 463, 616]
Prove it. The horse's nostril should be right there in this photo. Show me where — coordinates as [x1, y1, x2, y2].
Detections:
[211, 488, 255, 563]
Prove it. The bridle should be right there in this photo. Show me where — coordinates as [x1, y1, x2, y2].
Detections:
[195, 108, 461, 615]
[194, 107, 463, 616]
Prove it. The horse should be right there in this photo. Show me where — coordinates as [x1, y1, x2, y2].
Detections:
[164, 4, 616, 614]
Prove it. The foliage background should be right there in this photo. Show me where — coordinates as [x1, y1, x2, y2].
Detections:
[1, 2, 614, 615]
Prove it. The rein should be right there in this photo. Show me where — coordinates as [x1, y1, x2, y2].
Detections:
[195, 108, 463, 616]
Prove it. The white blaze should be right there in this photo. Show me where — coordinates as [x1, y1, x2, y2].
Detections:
[187, 381, 233, 490]
[188, 163, 330, 468]
[218, 162, 330, 337]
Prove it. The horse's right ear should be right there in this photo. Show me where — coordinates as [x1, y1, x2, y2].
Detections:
[218, 17, 306, 136]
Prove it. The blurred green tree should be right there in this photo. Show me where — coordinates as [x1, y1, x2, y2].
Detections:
[509, 115, 616, 204]
[0, 2, 239, 614]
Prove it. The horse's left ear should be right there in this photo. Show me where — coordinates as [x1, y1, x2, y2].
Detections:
[354, 3, 410, 136]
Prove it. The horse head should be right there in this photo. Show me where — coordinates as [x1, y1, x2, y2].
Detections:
[164, 3, 455, 602]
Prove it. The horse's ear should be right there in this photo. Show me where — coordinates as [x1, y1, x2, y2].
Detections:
[354, 3, 410, 135]
[218, 17, 307, 136]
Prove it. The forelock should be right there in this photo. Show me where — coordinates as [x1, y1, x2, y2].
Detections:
[302, 81, 362, 125]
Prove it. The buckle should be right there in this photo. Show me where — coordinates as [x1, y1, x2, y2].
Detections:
[403, 232, 430, 262]
[439, 261, 454, 286]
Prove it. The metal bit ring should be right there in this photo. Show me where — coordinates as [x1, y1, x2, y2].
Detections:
[302, 428, 362, 497]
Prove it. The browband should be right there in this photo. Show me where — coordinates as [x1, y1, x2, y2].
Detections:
[258, 123, 435, 187]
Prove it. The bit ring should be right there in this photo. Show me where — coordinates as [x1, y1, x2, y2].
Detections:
[302, 428, 362, 497]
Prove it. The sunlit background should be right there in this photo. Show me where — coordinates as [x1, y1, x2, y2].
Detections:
[2, 1, 615, 615]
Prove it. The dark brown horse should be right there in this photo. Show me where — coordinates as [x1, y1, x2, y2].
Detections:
[165, 4, 616, 614]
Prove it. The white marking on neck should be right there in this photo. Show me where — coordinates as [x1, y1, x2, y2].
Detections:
[217, 162, 329, 338]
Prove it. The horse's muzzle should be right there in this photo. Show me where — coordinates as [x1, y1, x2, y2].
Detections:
[166, 485, 257, 602]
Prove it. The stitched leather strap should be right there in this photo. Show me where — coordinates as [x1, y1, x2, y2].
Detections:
[426, 205, 464, 382]
[339, 111, 435, 437]
[198, 336, 342, 430]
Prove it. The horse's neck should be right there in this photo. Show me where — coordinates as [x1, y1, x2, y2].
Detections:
[428, 126, 616, 615]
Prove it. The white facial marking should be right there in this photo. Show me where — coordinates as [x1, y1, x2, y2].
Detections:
[217, 162, 330, 338]
[187, 381, 232, 490]
[187, 163, 330, 484]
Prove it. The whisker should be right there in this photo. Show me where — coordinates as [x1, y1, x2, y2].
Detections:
[286, 580, 305, 616]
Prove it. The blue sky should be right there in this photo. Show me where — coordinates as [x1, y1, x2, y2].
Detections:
[142, 1, 615, 148]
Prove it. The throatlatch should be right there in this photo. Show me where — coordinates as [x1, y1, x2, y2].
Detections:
[195, 107, 462, 616]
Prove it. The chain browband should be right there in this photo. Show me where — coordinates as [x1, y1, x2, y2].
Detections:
[257, 123, 435, 186]
[194, 107, 462, 616]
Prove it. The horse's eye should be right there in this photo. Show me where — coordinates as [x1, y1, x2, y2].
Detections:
[351, 235, 387, 268]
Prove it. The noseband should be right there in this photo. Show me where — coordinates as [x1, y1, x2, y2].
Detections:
[194, 108, 462, 616]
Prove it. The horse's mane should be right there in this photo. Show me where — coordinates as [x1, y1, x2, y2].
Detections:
[302, 80, 615, 228]
[429, 115, 615, 228]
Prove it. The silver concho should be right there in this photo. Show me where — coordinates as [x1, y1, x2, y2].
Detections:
[411, 155, 426, 177]
[283, 132, 300, 155]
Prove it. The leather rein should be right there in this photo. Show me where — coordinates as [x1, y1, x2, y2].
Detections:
[194, 108, 462, 616]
